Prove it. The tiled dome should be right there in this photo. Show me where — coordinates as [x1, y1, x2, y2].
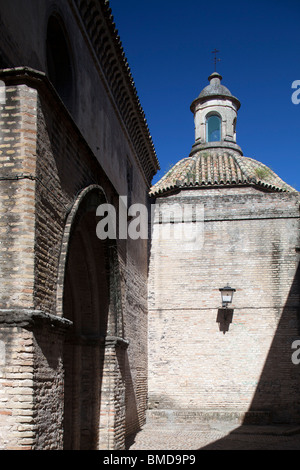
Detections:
[150, 151, 296, 196]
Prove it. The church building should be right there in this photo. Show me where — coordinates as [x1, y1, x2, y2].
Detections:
[0, 0, 299, 451]
[148, 71, 300, 426]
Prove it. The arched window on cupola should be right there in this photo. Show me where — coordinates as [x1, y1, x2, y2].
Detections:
[206, 114, 221, 142]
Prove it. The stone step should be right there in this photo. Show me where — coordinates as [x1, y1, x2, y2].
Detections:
[146, 409, 272, 425]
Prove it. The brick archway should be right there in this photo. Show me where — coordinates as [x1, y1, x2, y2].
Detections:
[57, 185, 127, 450]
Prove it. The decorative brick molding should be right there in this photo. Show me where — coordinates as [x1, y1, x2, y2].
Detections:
[70, 0, 159, 184]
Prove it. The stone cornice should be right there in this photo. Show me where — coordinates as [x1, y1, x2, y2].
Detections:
[0, 308, 72, 331]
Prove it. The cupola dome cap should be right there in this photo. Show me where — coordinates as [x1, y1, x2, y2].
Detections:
[191, 72, 241, 111]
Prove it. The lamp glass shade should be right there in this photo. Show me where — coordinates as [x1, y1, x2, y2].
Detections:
[222, 291, 233, 303]
[219, 285, 236, 305]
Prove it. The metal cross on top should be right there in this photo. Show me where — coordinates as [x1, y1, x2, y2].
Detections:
[212, 49, 221, 72]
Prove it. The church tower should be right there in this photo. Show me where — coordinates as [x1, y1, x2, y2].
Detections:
[148, 72, 300, 427]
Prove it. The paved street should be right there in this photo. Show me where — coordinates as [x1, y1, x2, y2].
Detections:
[127, 423, 300, 450]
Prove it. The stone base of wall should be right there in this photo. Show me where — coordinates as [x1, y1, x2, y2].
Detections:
[146, 409, 272, 426]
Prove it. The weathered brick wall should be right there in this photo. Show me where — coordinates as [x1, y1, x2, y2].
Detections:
[35, 82, 150, 444]
[0, 312, 70, 450]
[32, 322, 66, 450]
[0, 70, 151, 448]
[0, 326, 35, 450]
[0, 85, 37, 309]
[0, 85, 38, 449]
[148, 187, 300, 424]
[124, 251, 149, 437]
[0, 0, 159, 446]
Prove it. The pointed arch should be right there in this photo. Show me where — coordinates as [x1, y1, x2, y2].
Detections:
[56, 185, 124, 449]
[56, 184, 122, 332]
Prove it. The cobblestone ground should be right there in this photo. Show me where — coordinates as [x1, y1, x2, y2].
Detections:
[127, 423, 300, 450]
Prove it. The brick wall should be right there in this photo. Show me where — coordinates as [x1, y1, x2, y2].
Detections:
[0, 326, 35, 450]
[124, 253, 149, 437]
[0, 85, 37, 309]
[0, 85, 37, 449]
[148, 187, 300, 424]
[0, 0, 158, 450]
[0, 71, 150, 449]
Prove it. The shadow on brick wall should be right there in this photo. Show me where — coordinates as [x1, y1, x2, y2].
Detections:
[124, 351, 142, 449]
[216, 308, 234, 334]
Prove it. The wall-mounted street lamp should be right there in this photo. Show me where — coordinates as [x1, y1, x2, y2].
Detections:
[219, 284, 236, 308]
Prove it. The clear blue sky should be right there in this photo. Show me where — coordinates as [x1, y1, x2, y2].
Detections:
[109, 0, 300, 190]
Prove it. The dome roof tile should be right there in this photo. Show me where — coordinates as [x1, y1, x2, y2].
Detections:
[150, 152, 296, 196]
